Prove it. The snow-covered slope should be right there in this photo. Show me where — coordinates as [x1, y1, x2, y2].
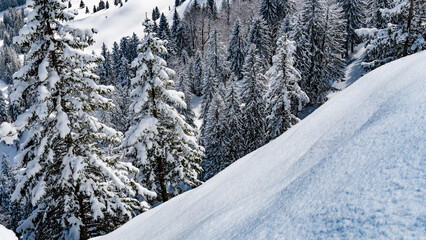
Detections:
[95, 51, 426, 240]
[0, 225, 18, 240]
[70, 0, 223, 52]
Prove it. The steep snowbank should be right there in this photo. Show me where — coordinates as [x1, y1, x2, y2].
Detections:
[0, 225, 18, 240]
[95, 51, 426, 240]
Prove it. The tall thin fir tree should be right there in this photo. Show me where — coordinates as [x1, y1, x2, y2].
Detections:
[192, 51, 204, 96]
[123, 19, 203, 204]
[176, 75, 196, 129]
[0, 92, 8, 123]
[7, 0, 155, 239]
[221, 78, 245, 169]
[247, 18, 273, 67]
[202, 92, 226, 180]
[265, 34, 309, 141]
[339, 0, 365, 55]
[240, 44, 268, 154]
[0, 153, 15, 228]
[227, 20, 246, 80]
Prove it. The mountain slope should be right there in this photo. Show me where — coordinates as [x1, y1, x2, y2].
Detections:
[94, 51, 426, 239]
[70, 0, 223, 52]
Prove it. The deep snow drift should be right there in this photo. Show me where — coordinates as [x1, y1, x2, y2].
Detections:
[95, 51, 426, 240]
[0, 225, 18, 240]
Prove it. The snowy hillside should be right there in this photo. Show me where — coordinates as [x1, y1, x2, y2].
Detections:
[70, 0, 223, 51]
[95, 51, 426, 240]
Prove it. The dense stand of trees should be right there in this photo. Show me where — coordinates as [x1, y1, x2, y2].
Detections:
[0, 0, 424, 239]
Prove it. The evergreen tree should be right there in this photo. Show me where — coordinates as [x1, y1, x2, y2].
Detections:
[192, 51, 204, 96]
[98, 0, 105, 10]
[265, 35, 309, 141]
[176, 75, 196, 128]
[247, 18, 273, 67]
[295, 0, 345, 104]
[85, 6, 89, 13]
[357, 0, 425, 70]
[221, 78, 245, 169]
[171, 9, 186, 56]
[98, 43, 113, 85]
[240, 44, 268, 154]
[228, 20, 246, 80]
[259, 0, 279, 30]
[200, 30, 228, 122]
[111, 41, 121, 84]
[80, 0, 85, 8]
[0, 92, 8, 123]
[202, 93, 225, 180]
[0, 44, 21, 85]
[123, 19, 203, 204]
[0, 153, 15, 228]
[152, 6, 160, 21]
[8, 1, 154, 238]
[339, 0, 364, 55]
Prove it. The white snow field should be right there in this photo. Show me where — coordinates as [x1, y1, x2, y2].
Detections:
[70, 0, 223, 52]
[95, 51, 426, 240]
[0, 224, 18, 240]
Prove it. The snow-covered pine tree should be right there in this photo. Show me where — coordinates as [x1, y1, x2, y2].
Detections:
[192, 51, 204, 96]
[98, 42, 113, 85]
[247, 18, 273, 67]
[227, 20, 246, 80]
[339, 0, 365, 55]
[201, 92, 225, 180]
[176, 75, 196, 128]
[0, 153, 15, 228]
[111, 41, 121, 84]
[200, 30, 228, 121]
[321, 2, 346, 84]
[171, 9, 186, 56]
[123, 19, 203, 204]
[295, 0, 345, 104]
[265, 34, 309, 141]
[221, 78, 245, 169]
[8, 1, 155, 239]
[0, 92, 8, 123]
[241, 44, 268, 154]
[0, 44, 21, 85]
[158, 13, 173, 58]
[357, 0, 425, 71]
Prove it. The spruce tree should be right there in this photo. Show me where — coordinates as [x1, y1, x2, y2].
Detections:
[247, 18, 273, 67]
[0, 44, 21, 85]
[0, 153, 15, 228]
[240, 44, 268, 154]
[357, 0, 425, 70]
[202, 93, 225, 180]
[339, 0, 364, 55]
[221, 78, 245, 169]
[265, 35, 309, 141]
[171, 9, 186, 56]
[8, 1, 154, 238]
[123, 19, 203, 204]
[192, 51, 204, 96]
[228, 20, 246, 80]
[176, 75, 196, 128]
[0, 92, 8, 123]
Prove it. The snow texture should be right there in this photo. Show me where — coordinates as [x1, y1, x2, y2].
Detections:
[95, 51, 426, 240]
[0, 224, 18, 240]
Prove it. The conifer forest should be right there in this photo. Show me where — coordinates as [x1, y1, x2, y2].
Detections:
[0, 0, 424, 239]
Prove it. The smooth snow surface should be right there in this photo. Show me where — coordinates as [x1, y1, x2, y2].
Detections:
[0, 225, 18, 240]
[95, 51, 426, 240]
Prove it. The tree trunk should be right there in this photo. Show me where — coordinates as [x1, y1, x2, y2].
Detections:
[403, 0, 414, 56]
